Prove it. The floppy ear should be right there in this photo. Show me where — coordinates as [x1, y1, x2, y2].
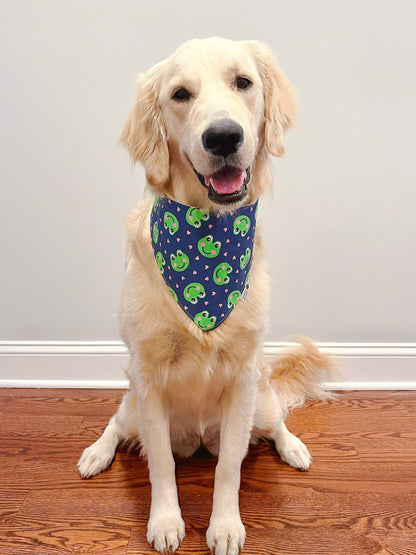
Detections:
[120, 64, 170, 191]
[244, 41, 297, 157]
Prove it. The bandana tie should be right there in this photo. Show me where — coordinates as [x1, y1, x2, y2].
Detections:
[150, 196, 258, 331]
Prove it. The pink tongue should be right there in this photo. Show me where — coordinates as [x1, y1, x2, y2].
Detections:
[205, 169, 244, 195]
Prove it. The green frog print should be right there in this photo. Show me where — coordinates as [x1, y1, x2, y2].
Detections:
[152, 221, 159, 244]
[156, 251, 166, 274]
[194, 310, 217, 330]
[240, 247, 251, 270]
[227, 290, 241, 309]
[233, 215, 251, 237]
[183, 282, 206, 304]
[186, 207, 209, 228]
[170, 249, 190, 271]
[198, 235, 222, 258]
[164, 211, 179, 235]
[213, 262, 233, 285]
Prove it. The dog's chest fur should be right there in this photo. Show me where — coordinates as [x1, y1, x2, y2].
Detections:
[166, 374, 228, 456]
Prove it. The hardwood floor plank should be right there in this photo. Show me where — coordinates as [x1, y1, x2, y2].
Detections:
[1, 516, 131, 554]
[0, 438, 148, 491]
[18, 488, 149, 522]
[352, 436, 416, 462]
[242, 527, 386, 554]
[0, 490, 28, 526]
[0, 414, 83, 438]
[0, 389, 124, 417]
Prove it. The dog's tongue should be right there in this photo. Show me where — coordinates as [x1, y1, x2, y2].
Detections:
[204, 167, 245, 195]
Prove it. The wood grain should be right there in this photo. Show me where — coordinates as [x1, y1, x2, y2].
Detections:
[1, 389, 416, 553]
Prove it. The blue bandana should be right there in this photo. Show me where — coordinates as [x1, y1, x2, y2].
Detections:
[150, 196, 258, 331]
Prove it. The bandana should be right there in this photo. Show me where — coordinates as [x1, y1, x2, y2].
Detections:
[150, 196, 258, 331]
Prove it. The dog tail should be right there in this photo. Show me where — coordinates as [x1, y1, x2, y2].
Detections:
[269, 337, 337, 412]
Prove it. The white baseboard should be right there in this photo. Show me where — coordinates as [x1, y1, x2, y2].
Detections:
[1, 341, 415, 390]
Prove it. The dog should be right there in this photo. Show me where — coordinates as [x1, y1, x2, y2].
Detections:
[78, 37, 333, 555]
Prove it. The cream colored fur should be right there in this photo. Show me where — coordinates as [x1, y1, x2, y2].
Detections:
[78, 38, 333, 555]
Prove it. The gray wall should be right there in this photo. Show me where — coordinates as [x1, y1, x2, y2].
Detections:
[1, 0, 415, 343]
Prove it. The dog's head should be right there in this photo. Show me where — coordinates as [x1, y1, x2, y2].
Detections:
[121, 37, 296, 209]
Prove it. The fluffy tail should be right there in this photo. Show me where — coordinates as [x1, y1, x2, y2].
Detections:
[270, 337, 337, 412]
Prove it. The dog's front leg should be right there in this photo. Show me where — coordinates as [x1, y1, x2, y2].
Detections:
[137, 389, 185, 553]
[206, 370, 257, 555]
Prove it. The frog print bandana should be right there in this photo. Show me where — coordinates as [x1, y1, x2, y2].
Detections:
[150, 196, 258, 331]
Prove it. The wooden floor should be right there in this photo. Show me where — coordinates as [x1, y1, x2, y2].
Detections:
[1, 389, 416, 554]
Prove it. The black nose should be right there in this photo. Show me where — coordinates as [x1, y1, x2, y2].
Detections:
[202, 119, 244, 157]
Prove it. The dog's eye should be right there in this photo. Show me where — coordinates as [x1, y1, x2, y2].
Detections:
[236, 77, 252, 90]
[172, 88, 192, 102]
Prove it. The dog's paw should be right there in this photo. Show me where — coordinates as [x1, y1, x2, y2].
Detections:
[276, 434, 312, 471]
[77, 440, 115, 478]
[147, 510, 185, 554]
[206, 515, 245, 555]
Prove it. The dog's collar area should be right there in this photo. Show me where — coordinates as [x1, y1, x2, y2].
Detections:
[150, 196, 258, 331]
[194, 167, 251, 205]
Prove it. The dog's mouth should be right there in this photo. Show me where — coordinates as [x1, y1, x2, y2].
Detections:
[194, 166, 251, 205]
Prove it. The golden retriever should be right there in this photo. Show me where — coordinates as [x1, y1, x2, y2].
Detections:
[78, 37, 333, 555]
